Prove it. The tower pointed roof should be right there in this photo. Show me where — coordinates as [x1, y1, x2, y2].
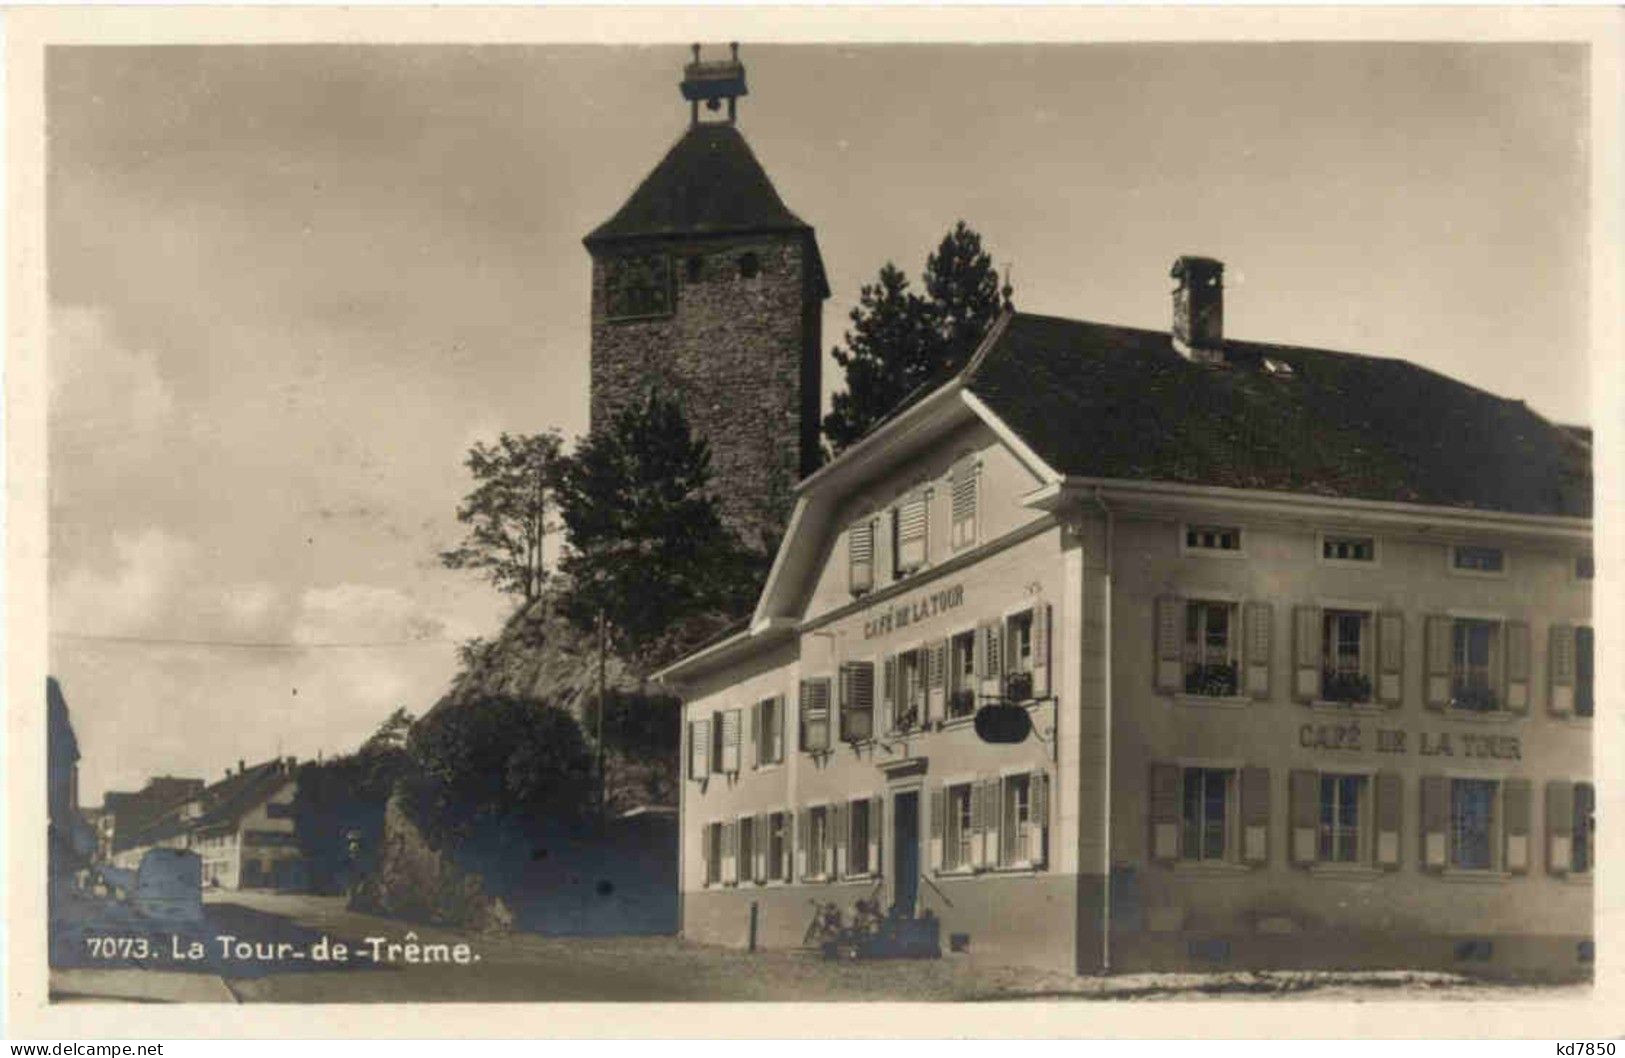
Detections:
[585, 122, 813, 247]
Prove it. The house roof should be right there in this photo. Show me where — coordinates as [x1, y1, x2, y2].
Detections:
[961, 313, 1592, 518]
[118, 759, 293, 849]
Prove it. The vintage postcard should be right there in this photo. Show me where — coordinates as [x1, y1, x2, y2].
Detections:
[6, 4, 1622, 1040]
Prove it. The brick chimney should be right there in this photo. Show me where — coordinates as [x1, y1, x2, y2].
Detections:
[1171, 255, 1224, 363]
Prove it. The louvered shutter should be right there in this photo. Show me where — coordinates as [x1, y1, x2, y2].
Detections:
[1425, 616, 1453, 711]
[721, 708, 742, 773]
[1293, 606, 1321, 703]
[978, 619, 1004, 698]
[688, 719, 710, 781]
[849, 520, 874, 595]
[1547, 780, 1574, 874]
[710, 710, 724, 774]
[851, 662, 875, 741]
[897, 493, 929, 572]
[801, 679, 830, 752]
[876, 509, 895, 583]
[1245, 601, 1272, 699]
[1375, 771, 1402, 869]
[982, 780, 1002, 870]
[880, 654, 897, 734]
[1576, 627, 1594, 717]
[926, 639, 948, 723]
[1504, 621, 1530, 715]
[1154, 596, 1183, 693]
[1030, 771, 1050, 867]
[1377, 612, 1405, 708]
[749, 702, 761, 768]
[1289, 769, 1318, 864]
[1241, 767, 1270, 865]
[930, 787, 946, 870]
[1549, 624, 1576, 717]
[796, 808, 809, 880]
[869, 796, 883, 880]
[1421, 775, 1448, 871]
[1032, 603, 1053, 698]
[1149, 763, 1181, 861]
[701, 822, 714, 885]
[1503, 779, 1531, 874]
[950, 457, 978, 548]
[832, 802, 848, 878]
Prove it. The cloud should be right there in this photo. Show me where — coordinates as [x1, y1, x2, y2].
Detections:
[52, 527, 195, 637]
[291, 583, 451, 645]
[49, 303, 175, 451]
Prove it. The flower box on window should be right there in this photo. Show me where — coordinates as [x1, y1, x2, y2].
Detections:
[947, 689, 976, 718]
[1320, 670, 1373, 704]
[894, 705, 919, 733]
[1005, 671, 1034, 703]
[1185, 661, 1239, 697]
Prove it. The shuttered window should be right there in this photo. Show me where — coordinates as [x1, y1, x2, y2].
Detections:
[767, 811, 790, 881]
[1449, 779, 1499, 871]
[1321, 610, 1373, 704]
[849, 519, 875, 595]
[719, 708, 743, 773]
[894, 649, 925, 731]
[687, 718, 711, 780]
[951, 459, 979, 549]
[948, 631, 977, 718]
[1317, 774, 1368, 863]
[1450, 619, 1503, 713]
[800, 678, 831, 752]
[807, 806, 831, 880]
[1180, 767, 1234, 861]
[756, 695, 784, 765]
[838, 662, 875, 742]
[894, 492, 930, 575]
[1185, 601, 1240, 697]
[944, 784, 975, 871]
[847, 799, 873, 876]
[703, 821, 723, 885]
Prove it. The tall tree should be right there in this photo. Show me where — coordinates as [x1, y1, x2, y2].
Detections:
[555, 392, 759, 670]
[823, 221, 1012, 454]
[440, 430, 564, 604]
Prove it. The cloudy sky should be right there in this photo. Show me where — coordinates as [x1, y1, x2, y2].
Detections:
[47, 42, 1588, 803]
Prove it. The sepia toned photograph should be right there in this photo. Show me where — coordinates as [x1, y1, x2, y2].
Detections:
[11, 7, 1619, 1036]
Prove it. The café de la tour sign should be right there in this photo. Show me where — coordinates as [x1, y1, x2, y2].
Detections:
[862, 583, 966, 640]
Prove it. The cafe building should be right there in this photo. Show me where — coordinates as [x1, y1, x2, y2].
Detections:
[655, 256, 1594, 976]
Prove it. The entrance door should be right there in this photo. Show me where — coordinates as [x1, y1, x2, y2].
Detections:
[892, 791, 920, 915]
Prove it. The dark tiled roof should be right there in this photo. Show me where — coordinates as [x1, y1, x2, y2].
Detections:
[120, 760, 292, 849]
[963, 313, 1591, 518]
[585, 123, 812, 246]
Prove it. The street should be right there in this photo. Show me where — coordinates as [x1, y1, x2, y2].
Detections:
[48, 890, 1590, 1004]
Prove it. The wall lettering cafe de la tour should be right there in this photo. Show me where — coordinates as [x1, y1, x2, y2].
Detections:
[655, 256, 1594, 977]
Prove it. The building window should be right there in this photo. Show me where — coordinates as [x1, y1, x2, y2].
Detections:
[737, 815, 754, 881]
[807, 806, 830, 880]
[1185, 601, 1240, 697]
[1450, 779, 1499, 871]
[951, 460, 979, 549]
[999, 774, 1037, 867]
[848, 800, 872, 875]
[848, 519, 875, 595]
[1318, 774, 1368, 863]
[895, 649, 925, 732]
[1186, 524, 1241, 552]
[1451, 619, 1502, 712]
[1322, 534, 1376, 563]
[893, 493, 930, 576]
[800, 678, 831, 752]
[1573, 782, 1595, 874]
[758, 696, 783, 765]
[767, 812, 789, 881]
[1321, 610, 1373, 703]
[945, 784, 975, 871]
[1180, 767, 1235, 861]
[838, 662, 875, 742]
[704, 821, 723, 885]
[1577, 626, 1594, 718]
[948, 630, 977, 718]
[1452, 545, 1506, 575]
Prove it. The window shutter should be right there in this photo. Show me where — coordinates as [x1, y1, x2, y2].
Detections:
[1032, 603, 1053, 698]
[688, 719, 710, 781]
[869, 795, 883, 881]
[801, 679, 831, 752]
[846, 662, 874, 741]
[849, 520, 874, 595]
[1504, 621, 1531, 715]
[754, 814, 769, 883]
[926, 638, 948, 723]
[1289, 769, 1318, 865]
[1030, 770, 1050, 867]
[710, 710, 724, 774]
[1576, 627, 1594, 717]
[1377, 612, 1404, 708]
[1375, 771, 1402, 869]
[1154, 596, 1183, 693]
[1425, 616, 1453, 711]
[930, 787, 946, 870]
[980, 779, 1002, 870]
[1240, 766, 1270, 865]
[897, 492, 929, 572]
[877, 508, 895, 582]
[1503, 778, 1531, 874]
[749, 702, 761, 769]
[722, 820, 737, 885]
[1292, 605, 1320, 703]
[1547, 780, 1574, 874]
[951, 457, 978, 548]
[832, 802, 848, 878]
[701, 822, 714, 885]
[978, 619, 1004, 697]
[1149, 763, 1181, 862]
[796, 808, 809, 880]
[1549, 624, 1576, 717]
[721, 708, 742, 773]
[880, 654, 897, 734]
[968, 781, 987, 869]
[1245, 602, 1272, 700]
[1421, 775, 1448, 871]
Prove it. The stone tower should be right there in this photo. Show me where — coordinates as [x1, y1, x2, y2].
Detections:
[583, 44, 828, 549]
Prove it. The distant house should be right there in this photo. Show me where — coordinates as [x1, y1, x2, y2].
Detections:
[113, 758, 307, 890]
[99, 775, 205, 863]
